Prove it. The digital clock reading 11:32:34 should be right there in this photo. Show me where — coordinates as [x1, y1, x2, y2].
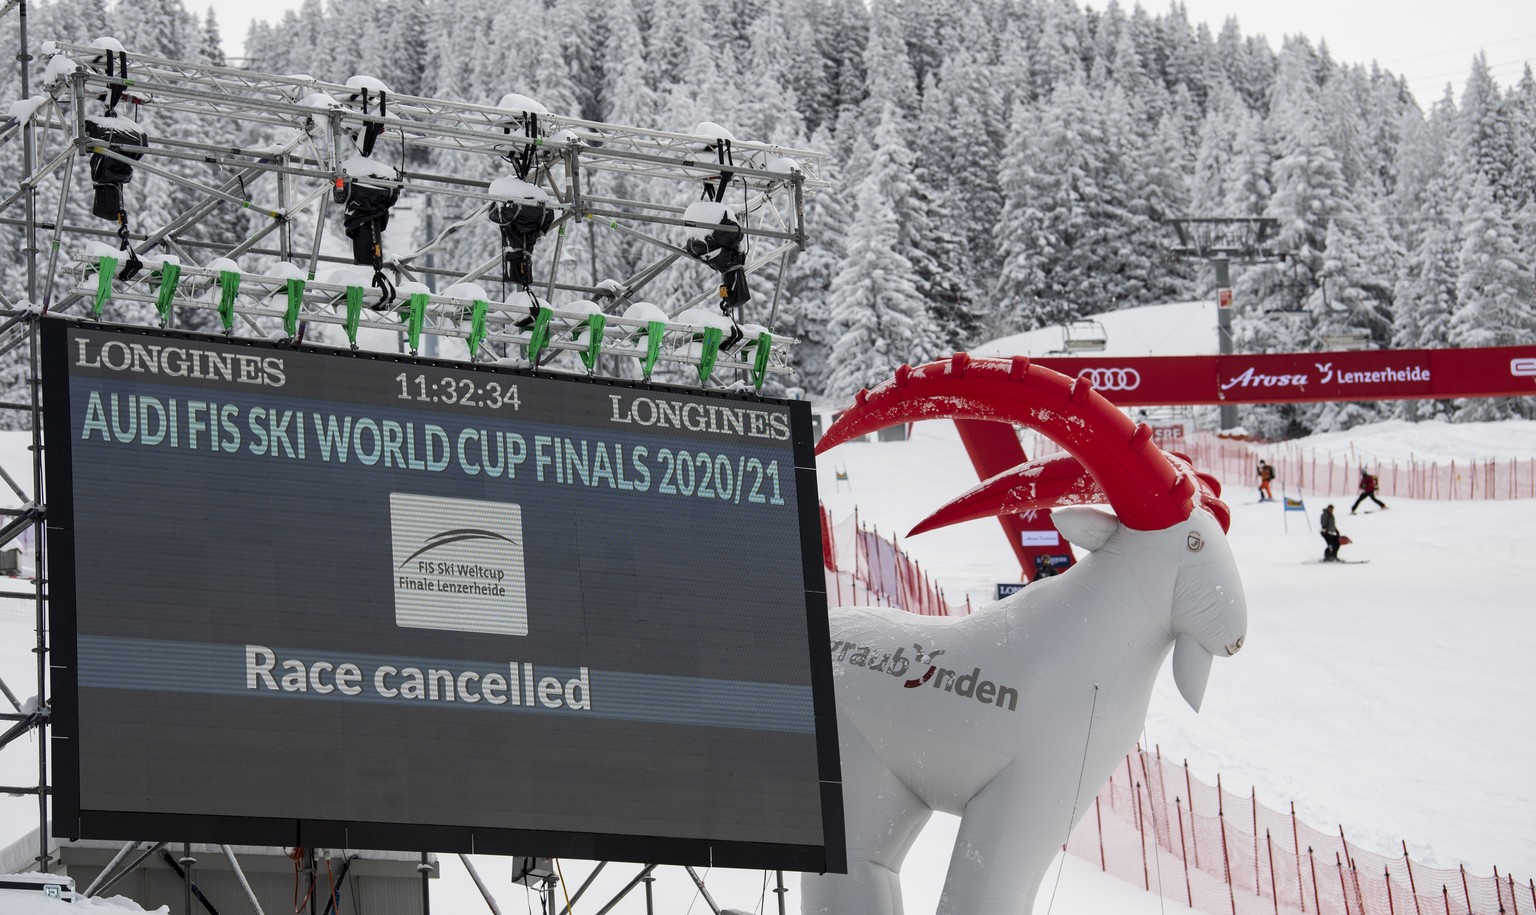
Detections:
[395, 373, 521, 410]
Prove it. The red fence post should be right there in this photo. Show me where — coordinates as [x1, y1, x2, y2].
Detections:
[1442, 885, 1450, 915]
[1219, 775, 1237, 915]
[1254, 787, 1262, 894]
[1339, 854, 1354, 915]
[1403, 841, 1423, 915]
[1461, 864, 1472, 914]
[1136, 780, 1150, 891]
[1341, 829, 1368, 915]
[1308, 848, 1322, 915]
[1187, 760, 1200, 868]
[1295, 802, 1308, 913]
[1094, 794, 1106, 871]
[1267, 829, 1280, 915]
[1387, 867, 1397, 915]
[1177, 798, 1193, 908]
[1509, 872, 1519, 915]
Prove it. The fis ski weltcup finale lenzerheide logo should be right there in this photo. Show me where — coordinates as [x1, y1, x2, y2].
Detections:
[389, 493, 529, 636]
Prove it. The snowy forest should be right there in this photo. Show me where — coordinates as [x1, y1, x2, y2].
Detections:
[2, 0, 1534, 437]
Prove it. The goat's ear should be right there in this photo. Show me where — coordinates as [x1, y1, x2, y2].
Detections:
[1052, 506, 1119, 552]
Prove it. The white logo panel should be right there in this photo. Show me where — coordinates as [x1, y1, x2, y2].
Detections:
[390, 493, 529, 636]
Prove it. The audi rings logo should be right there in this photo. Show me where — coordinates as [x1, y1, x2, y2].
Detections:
[1512, 357, 1536, 378]
[1077, 367, 1142, 391]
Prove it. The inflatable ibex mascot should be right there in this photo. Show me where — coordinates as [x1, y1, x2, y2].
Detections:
[803, 354, 1247, 915]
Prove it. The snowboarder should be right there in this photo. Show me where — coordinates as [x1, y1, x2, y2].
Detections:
[1320, 504, 1343, 561]
[1257, 460, 1275, 502]
[1351, 470, 1387, 513]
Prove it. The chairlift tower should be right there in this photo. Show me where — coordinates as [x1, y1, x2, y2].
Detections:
[0, 23, 829, 890]
[1163, 216, 1279, 430]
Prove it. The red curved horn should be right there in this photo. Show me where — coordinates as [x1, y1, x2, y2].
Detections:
[910, 450, 1231, 536]
[818, 354, 1197, 531]
[908, 453, 1106, 537]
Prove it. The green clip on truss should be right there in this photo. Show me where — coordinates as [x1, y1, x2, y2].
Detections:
[343, 285, 365, 348]
[641, 320, 666, 378]
[750, 332, 773, 390]
[403, 292, 429, 354]
[525, 308, 554, 365]
[283, 278, 306, 338]
[93, 255, 118, 316]
[152, 262, 181, 325]
[216, 270, 241, 332]
[466, 299, 489, 358]
[576, 313, 607, 372]
[696, 326, 723, 385]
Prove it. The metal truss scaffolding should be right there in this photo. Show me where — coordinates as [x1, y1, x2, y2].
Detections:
[1, 38, 827, 383]
[0, 13, 827, 902]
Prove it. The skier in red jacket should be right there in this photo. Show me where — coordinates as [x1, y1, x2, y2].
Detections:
[1351, 470, 1386, 514]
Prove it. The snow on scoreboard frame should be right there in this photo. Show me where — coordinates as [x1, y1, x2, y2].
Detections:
[40, 318, 845, 873]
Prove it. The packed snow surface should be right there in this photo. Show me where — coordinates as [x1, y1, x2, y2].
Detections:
[2, 323, 1531, 913]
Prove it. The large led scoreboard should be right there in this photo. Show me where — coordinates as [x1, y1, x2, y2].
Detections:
[42, 319, 844, 872]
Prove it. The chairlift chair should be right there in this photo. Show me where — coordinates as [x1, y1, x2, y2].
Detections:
[1061, 319, 1108, 352]
[1319, 328, 1371, 351]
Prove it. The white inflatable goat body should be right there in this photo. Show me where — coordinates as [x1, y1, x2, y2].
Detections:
[803, 354, 1247, 915]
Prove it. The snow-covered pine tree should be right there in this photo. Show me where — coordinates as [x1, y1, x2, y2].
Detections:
[824, 117, 937, 398]
[1450, 175, 1536, 346]
[200, 8, 226, 67]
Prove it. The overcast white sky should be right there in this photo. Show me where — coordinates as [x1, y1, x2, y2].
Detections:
[200, 0, 1534, 104]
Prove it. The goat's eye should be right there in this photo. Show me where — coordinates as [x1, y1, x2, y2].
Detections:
[1186, 532, 1204, 552]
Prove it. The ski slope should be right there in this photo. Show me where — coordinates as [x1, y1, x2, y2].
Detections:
[2, 300, 1533, 912]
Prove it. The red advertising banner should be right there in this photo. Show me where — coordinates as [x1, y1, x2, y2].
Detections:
[1029, 346, 1536, 407]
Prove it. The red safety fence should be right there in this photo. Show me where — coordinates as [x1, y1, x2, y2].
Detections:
[1069, 745, 1533, 915]
[819, 507, 1527, 915]
[820, 505, 970, 616]
[1014, 430, 1536, 502]
[1182, 434, 1536, 502]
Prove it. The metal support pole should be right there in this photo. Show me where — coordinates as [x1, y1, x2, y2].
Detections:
[181, 843, 195, 915]
[684, 866, 724, 915]
[559, 861, 605, 915]
[1215, 257, 1236, 430]
[419, 852, 432, 915]
[775, 870, 788, 915]
[642, 871, 654, 915]
[221, 846, 266, 915]
[82, 842, 142, 897]
[456, 854, 502, 915]
[19, 0, 37, 300]
[88, 841, 168, 898]
[590, 865, 656, 915]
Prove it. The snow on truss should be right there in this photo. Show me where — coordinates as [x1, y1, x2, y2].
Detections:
[6, 96, 50, 127]
[345, 75, 392, 95]
[688, 121, 736, 149]
[441, 282, 490, 302]
[681, 200, 733, 242]
[622, 301, 669, 324]
[268, 261, 308, 282]
[341, 155, 399, 181]
[488, 176, 556, 205]
[496, 93, 549, 118]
